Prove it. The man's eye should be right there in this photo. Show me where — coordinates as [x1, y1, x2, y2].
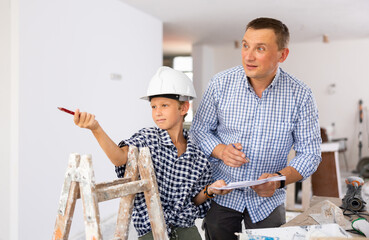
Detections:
[257, 47, 265, 51]
[162, 104, 168, 107]
[243, 44, 249, 49]
[151, 106, 156, 109]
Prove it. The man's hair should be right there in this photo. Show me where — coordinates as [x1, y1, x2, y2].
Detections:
[246, 17, 290, 50]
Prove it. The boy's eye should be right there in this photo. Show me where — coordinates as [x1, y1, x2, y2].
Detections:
[151, 106, 156, 109]
[162, 104, 168, 107]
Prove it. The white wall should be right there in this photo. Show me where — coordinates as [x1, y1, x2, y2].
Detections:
[284, 39, 369, 170]
[192, 44, 215, 110]
[192, 38, 369, 171]
[0, 0, 11, 239]
[1, 0, 162, 239]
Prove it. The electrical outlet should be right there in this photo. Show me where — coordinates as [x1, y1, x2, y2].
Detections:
[110, 73, 122, 80]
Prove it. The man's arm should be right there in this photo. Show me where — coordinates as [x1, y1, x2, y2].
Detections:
[289, 93, 322, 180]
[74, 109, 128, 166]
[252, 91, 321, 197]
[191, 79, 248, 167]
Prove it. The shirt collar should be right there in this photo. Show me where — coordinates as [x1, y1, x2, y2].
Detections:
[158, 128, 190, 146]
[243, 66, 281, 91]
[158, 128, 196, 159]
[268, 67, 281, 89]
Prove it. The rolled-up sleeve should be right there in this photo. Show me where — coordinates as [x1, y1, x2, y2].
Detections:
[289, 91, 322, 180]
[191, 80, 222, 160]
[115, 131, 147, 178]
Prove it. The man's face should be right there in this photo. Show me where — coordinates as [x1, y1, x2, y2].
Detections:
[241, 28, 288, 83]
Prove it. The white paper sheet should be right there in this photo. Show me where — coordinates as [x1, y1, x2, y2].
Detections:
[209, 175, 286, 190]
[236, 223, 351, 240]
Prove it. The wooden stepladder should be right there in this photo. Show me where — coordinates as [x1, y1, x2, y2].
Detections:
[52, 146, 169, 240]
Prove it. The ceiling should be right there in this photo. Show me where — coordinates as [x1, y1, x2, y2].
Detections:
[119, 0, 369, 55]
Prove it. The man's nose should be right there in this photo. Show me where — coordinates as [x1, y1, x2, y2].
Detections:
[244, 49, 255, 61]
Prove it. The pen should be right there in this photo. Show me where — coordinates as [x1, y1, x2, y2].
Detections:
[232, 144, 250, 162]
[57, 107, 75, 115]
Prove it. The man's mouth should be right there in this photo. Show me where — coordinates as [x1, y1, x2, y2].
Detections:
[246, 64, 257, 69]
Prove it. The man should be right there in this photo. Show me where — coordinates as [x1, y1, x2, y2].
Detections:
[190, 17, 321, 239]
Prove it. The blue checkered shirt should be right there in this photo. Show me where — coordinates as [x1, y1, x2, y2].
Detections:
[115, 127, 211, 237]
[190, 65, 321, 223]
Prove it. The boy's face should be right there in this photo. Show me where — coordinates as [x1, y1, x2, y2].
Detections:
[150, 97, 188, 131]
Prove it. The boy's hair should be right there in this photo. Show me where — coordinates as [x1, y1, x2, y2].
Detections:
[246, 17, 290, 50]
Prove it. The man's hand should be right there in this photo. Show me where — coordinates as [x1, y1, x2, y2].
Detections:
[212, 143, 249, 167]
[74, 109, 99, 131]
[251, 173, 279, 197]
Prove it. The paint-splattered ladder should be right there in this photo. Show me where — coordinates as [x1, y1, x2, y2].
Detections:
[52, 146, 168, 240]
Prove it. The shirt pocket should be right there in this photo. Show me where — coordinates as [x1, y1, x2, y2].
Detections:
[264, 121, 294, 154]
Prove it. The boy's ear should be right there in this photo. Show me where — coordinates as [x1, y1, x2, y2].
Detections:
[181, 101, 190, 115]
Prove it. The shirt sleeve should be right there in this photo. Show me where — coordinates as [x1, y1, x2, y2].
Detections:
[289, 92, 322, 180]
[192, 157, 212, 218]
[115, 130, 148, 178]
[190, 79, 223, 161]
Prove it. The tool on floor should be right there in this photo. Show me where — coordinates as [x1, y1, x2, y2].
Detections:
[359, 100, 364, 161]
[352, 218, 369, 237]
[340, 176, 368, 219]
[52, 146, 168, 240]
[355, 100, 369, 178]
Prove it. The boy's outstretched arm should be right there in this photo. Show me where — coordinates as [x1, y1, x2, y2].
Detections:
[74, 109, 128, 166]
[193, 180, 232, 205]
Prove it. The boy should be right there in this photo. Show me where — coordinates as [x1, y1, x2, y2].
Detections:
[74, 66, 230, 239]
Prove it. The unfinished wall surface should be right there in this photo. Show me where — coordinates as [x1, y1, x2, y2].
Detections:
[2, 0, 162, 239]
[192, 38, 369, 171]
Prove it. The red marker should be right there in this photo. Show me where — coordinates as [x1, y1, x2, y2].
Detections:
[57, 107, 75, 115]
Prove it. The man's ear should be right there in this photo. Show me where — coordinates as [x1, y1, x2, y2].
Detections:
[279, 48, 289, 63]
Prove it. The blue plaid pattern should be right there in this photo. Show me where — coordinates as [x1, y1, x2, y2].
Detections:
[115, 127, 211, 237]
[190, 65, 321, 223]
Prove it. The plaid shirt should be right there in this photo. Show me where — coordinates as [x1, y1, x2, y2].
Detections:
[190, 65, 321, 223]
[115, 127, 211, 237]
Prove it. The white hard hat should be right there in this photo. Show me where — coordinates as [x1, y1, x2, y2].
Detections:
[141, 66, 197, 101]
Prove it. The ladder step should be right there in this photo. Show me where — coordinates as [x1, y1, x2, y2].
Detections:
[75, 179, 150, 203]
[95, 179, 150, 202]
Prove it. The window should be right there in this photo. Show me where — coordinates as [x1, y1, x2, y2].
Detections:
[172, 56, 194, 124]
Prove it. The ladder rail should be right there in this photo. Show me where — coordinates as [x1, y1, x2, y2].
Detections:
[114, 146, 140, 240]
[78, 154, 103, 240]
[53, 153, 81, 240]
[137, 148, 168, 240]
